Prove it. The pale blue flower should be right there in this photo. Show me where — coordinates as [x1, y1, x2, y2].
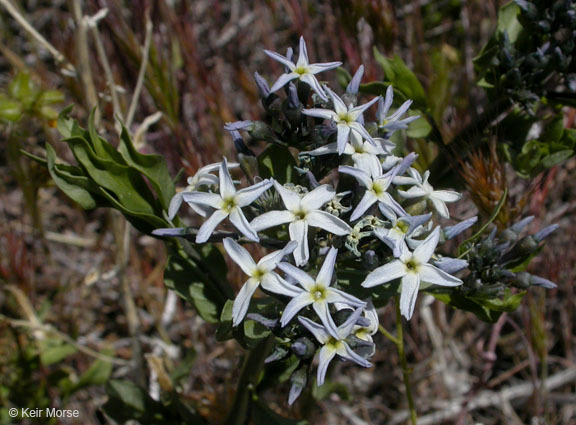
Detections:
[168, 161, 239, 220]
[250, 182, 351, 266]
[298, 307, 372, 386]
[377, 85, 420, 135]
[395, 168, 461, 219]
[183, 158, 272, 243]
[223, 238, 298, 326]
[362, 227, 463, 319]
[307, 132, 392, 177]
[264, 36, 341, 101]
[277, 247, 365, 336]
[303, 87, 379, 154]
[338, 165, 405, 221]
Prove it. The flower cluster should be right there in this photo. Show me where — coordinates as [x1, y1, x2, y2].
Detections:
[165, 37, 555, 402]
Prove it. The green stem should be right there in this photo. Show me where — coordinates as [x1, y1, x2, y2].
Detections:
[222, 336, 274, 425]
[394, 297, 418, 425]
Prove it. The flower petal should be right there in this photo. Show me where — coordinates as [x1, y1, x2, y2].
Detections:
[313, 300, 339, 338]
[298, 316, 330, 344]
[250, 210, 294, 232]
[229, 208, 259, 241]
[400, 273, 420, 320]
[307, 142, 339, 156]
[300, 73, 327, 100]
[261, 273, 302, 297]
[430, 197, 450, 219]
[377, 86, 394, 120]
[274, 181, 302, 211]
[278, 261, 316, 290]
[280, 292, 314, 327]
[289, 219, 309, 266]
[398, 187, 428, 199]
[413, 226, 440, 263]
[296, 36, 309, 68]
[235, 179, 273, 206]
[349, 96, 380, 120]
[258, 240, 298, 271]
[302, 108, 338, 121]
[325, 288, 365, 308]
[353, 190, 381, 221]
[269, 72, 298, 93]
[168, 192, 185, 220]
[326, 87, 347, 116]
[341, 343, 372, 368]
[431, 190, 461, 203]
[419, 264, 463, 287]
[348, 121, 374, 144]
[223, 237, 257, 276]
[219, 158, 236, 199]
[308, 61, 342, 74]
[196, 209, 228, 243]
[338, 165, 373, 188]
[301, 184, 336, 210]
[182, 192, 222, 209]
[316, 247, 338, 287]
[232, 278, 260, 326]
[317, 345, 337, 386]
[336, 124, 351, 155]
[263, 49, 296, 71]
[307, 211, 351, 236]
[362, 260, 406, 288]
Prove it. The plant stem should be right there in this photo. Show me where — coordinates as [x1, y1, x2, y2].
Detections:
[223, 336, 274, 425]
[394, 297, 418, 425]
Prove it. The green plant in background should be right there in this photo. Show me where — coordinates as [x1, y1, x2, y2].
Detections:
[0, 72, 64, 232]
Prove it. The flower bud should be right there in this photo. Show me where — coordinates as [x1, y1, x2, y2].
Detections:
[291, 337, 316, 359]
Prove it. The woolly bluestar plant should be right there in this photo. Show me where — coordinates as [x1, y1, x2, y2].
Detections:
[158, 36, 557, 415]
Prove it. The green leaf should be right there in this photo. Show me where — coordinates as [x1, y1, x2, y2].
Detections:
[73, 354, 114, 391]
[117, 123, 175, 210]
[8, 72, 36, 101]
[373, 49, 428, 109]
[258, 144, 297, 184]
[37, 90, 65, 106]
[541, 149, 573, 168]
[0, 97, 22, 122]
[474, 290, 526, 312]
[39, 339, 77, 366]
[496, 2, 523, 44]
[164, 245, 230, 324]
[102, 380, 167, 424]
[431, 291, 502, 323]
[46, 143, 103, 209]
[540, 116, 564, 143]
[406, 114, 431, 138]
[65, 135, 157, 214]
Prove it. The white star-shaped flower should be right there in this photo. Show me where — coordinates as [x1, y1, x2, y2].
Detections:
[303, 87, 379, 155]
[377, 85, 420, 135]
[264, 36, 341, 101]
[298, 307, 372, 386]
[362, 227, 463, 320]
[168, 161, 239, 220]
[307, 132, 393, 177]
[223, 238, 298, 326]
[277, 247, 365, 335]
[395, 168, 461, 219]
[250, 182, 351, 266]
[374, 212, 432, 257]
[338, 165, 405, 221]
[182, 158, 272, 243]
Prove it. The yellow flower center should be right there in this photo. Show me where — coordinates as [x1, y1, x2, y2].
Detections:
[395, 221, 410, 234]
[371, 182, 385, 197]
[221, 197, 237, 213]
[310, 285, 327, 301]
